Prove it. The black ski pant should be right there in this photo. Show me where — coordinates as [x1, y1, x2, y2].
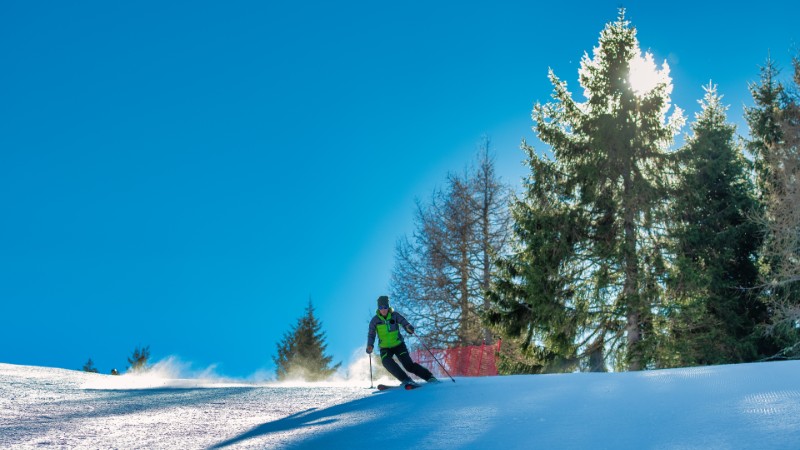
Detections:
[380, 342, 433, 382]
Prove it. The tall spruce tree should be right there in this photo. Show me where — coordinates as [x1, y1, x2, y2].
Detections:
[745, 57, 785, 202]
[745, 58, 786, 313]
[273, 300, 341, 381]
[665, 84, 765, 366]
[487, 10, 684, 372]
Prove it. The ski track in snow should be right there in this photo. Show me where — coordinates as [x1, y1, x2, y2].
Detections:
[2, 361, 800, 449]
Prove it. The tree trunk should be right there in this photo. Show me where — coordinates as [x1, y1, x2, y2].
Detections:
[623, 176, 642, 371]
[482, 183, 494, 343]
[588, 336, 607, 372]
[460, 244, 473, 344]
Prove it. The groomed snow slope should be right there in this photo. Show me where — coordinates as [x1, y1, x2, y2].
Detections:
[2, 360, 799, 449]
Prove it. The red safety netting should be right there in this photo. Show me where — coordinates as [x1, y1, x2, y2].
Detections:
[411, 340, 501, 378]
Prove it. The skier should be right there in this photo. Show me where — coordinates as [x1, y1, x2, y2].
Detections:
[366, 295, 438, 388]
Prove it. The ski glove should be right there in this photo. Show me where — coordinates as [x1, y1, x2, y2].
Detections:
[405, 325, 414, 335]
[366, 345, 373, 354]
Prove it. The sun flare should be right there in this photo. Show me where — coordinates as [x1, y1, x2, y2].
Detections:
[628, 52, 670, 96]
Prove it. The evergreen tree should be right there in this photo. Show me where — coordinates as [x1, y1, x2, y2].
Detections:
[487, 10, 684, 372]
[391, 138, 511, 347]
[127, 346, 150, 373]
[273, 300, 341, 381]
[665, 84, 765, 366]
[753, 56, 800, 357]
[82, 358, 99, 373]
[745, 57, 785, 202]
[486, 146, 586, 373]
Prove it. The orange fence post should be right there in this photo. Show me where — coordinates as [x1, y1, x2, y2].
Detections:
[477, 341, 485, 376]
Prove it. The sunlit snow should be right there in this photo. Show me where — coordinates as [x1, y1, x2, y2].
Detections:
[2, 359, 800, 449]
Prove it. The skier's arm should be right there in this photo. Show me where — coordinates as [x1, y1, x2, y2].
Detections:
[394, 312, 415, 335]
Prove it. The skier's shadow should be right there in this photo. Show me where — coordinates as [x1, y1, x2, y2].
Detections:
[208, 407, 338, 449]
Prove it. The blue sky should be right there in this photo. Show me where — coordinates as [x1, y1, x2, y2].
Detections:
[1, 1, 798, 377]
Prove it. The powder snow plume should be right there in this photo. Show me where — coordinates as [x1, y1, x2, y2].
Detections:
[256, 348, 395, 388]
[81, 356, 252, 390]
[80, 349, 394, 390]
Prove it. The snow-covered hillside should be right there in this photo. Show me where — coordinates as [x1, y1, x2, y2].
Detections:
[2, 360, 799, 449]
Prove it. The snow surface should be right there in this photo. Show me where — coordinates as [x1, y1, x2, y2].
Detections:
[2, 359, 800, 449]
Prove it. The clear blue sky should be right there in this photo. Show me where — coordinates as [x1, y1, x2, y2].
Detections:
[1, 1, 797, 377]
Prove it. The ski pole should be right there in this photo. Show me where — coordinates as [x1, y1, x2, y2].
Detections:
[368, 353, 374, 388]
[416, 335, 455, 383]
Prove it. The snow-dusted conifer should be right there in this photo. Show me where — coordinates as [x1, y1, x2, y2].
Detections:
[488, 9, 683, 372]
[273, 300, 341, 381]
[665, 84, 767, 366]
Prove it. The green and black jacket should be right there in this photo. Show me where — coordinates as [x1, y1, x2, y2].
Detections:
[367, 308, 412, 349]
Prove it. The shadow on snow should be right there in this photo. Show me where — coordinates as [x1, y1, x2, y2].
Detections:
[207, 388, 449, 449]
[208, 407, 338, 449]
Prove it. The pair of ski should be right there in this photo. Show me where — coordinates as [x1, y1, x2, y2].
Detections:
[375, 383, 420, 391]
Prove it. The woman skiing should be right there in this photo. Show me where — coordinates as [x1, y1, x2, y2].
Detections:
[366, 295, 438, 387]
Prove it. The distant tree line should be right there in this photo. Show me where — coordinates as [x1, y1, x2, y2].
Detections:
[81, 345, 151, 375]
[390, 9, 800, 374]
